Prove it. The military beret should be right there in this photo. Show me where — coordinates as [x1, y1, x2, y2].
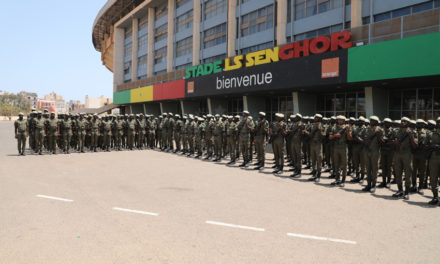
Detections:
[336, 115, 346, 120]
[428, 120, 436, 125]
[243, 110, 250, 115]
[409, 119, 416, 125]
[259, 112, 266, 117]
[401, 117, 410, 122]
[18, 112, 24, 116]
[215, 114, 220, 117]
[275, 113, 284, 118]
[175, 114, 180, 118]
[314, 114, 323, 119]
[383, 118, 392, 123]
[296, 113, 303, 118]
[349, 117, 356, 121]
[370, 116, 380, 122]
[323, 117, 329, 121]
[234, 115, 240, 119]
[416, 119, 426, 124]
[289, 114, 295, 119]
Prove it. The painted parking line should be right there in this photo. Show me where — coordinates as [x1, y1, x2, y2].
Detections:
[287, 232, 357, 245]
[36, 194, 74, 202]
[206, 221, 265, 232]
[112, 207, 159, 216]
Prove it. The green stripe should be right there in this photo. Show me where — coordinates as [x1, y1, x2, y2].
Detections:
[348, 32, 440, 82]
[113, 90, 131, 105]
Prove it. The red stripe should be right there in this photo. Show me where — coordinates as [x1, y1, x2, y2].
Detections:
[153, 79, 185, 101]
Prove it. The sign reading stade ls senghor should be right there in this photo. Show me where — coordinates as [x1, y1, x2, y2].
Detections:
[185, 31, 353, 97]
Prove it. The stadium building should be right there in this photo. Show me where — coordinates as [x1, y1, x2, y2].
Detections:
[92, 0, 440, 120]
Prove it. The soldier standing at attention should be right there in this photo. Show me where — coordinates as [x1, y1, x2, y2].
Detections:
[28, 110, 36, 151]
[329, 116, 352, 187]
[270, 113, 286, 173]
[90, 114, 100, 152]
[204, 114, 214, 160]
[46, 112, 59, 154]
[391, 117, 418, 200]
[411, 119, 428, 194]
[167, 113, 175, 152]
[378, 118, 395, 188]
[102, 115, 112, 151]
[213, 114, 224, 162]
[350, 117, 365, 183]
[304, 114, 325, 182]
[289, 114, 304, 177]
[127, 114, 136, 150]
[33, 111, 45, 155]
[173, 114, 183, 153]
[225, 116, 238, 164]
[358, 116, 383, 193]
[195, 117, 204, 158]
[238, 111, 255, 167]
[14, 113, 28, 156]
[424, 117, 440, 205]
[138, 114, 147, 149]
[77, 113, 87, 153]
[61, 113, 73, 154]
[253, 112, 269, 170]
[187, 115, 196, 156]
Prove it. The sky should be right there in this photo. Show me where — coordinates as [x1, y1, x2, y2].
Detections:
[0, 0, 112, 102]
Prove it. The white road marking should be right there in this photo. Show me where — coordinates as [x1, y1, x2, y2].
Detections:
[206, 221, 265, 232]
[287, 232, 357, 245]
[112, 207, 159, 216]
[36, 194, 73, 202]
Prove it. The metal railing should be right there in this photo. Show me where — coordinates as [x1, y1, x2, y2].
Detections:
[348, 8, 440, 45]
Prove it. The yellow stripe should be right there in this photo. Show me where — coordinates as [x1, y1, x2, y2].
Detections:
[131, 85, 153, 103]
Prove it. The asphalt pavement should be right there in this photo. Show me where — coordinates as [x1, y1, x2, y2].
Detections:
[0, 121, 439, 264]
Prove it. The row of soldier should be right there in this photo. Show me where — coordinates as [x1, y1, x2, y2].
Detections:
[14, 110, 440, 205]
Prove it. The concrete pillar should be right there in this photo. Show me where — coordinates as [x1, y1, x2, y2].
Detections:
[113, 27, 125, 92]
[131, 18, 139, 81]
[147, 8, 155, 77]
[292, 92, 299, 114]
[276, 0, 287, 45]
[227, 0, 237, 57]
[296, 92, 316, 116]
[207, 97, 212, 114]
[160, 102, 164, 114]
[192, 0, 201, 65]
[364, 86, 388, 119]
[351, 0, 362, 28]
[167, 0, 175, 72]
[243, 96, 248, 111]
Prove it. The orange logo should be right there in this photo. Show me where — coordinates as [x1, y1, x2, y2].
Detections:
[187, 81, 194, 93]
[321, 57, 339, 78]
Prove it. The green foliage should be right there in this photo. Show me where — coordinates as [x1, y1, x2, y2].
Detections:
[0, 92, 31, 116]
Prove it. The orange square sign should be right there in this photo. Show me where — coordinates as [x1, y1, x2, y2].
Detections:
[187, 81, 194, 94]
[321, 57, 340, 78]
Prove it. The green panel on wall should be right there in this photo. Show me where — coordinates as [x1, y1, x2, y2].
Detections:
[348, 32, 440, 82]
[113, 90, 131, 105]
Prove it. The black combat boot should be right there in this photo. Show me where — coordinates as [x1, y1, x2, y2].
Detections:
[403, 190, 410, 200]
[314, 171, 321, 182]
[392, 189, 404, 198]
[239, 161, 246, 167]
[309, 169, 316, 175]
[428, 191, 439, 205]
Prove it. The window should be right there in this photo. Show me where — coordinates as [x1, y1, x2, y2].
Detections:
[265, 96, 293, 122]
[154, 69, 167, 76]
[362, 16, 371, 25]
[240, 5, 274, 37]
[176, 36, 193, 57]
[123, 61, 131, 83]
[294, 23, 342, 41]
[392, 7, 411, 18]
[316, 92, 365, 118]
[240, 42, 273, 54]
[412, 1, 433, 13]
[137, 55, 147, 80]
[294, 0, 343, 20]
[124, 42, 132, 63]
[176, 63, 192, 70]
[176, 10, 193, 33]
[374, 12, 391, 22]
[203, 23, 227, 49]
[204, 0, 227, 20]
[287, 0, 293, 22]
[203, 54, 226, 63]
[435, 0, 440, 8]
[227, 97, 244, 117]
[138, 34, 148, 55]
[155, 2, 168, 20]
[295, 0, 306, 20]
[176, 0, 191, 8]
[388, 88, 440, 120]
[155, 23, 168, 42]
[154, 46, 167, 64]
